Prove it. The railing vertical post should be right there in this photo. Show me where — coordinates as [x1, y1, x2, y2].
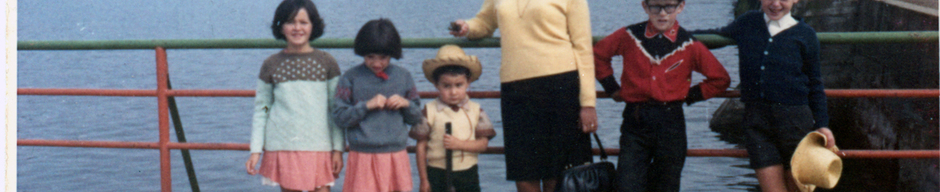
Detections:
[156, 47, 172, 192]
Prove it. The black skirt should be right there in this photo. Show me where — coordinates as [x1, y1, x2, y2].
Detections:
[501, 71, 592, 181]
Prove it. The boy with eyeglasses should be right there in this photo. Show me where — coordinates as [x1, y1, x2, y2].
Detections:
[695, 0, 837, 191]
[593, 0, 730, 191]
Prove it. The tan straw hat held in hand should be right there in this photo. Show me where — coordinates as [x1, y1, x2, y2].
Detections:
[791, 131, 842, 192]
[422, 44, 482, 83]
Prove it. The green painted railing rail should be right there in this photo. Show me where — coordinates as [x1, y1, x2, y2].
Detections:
[18, 31, 938, 50]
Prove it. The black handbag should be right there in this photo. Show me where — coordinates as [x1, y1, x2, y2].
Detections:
[555, 133, 618, 192]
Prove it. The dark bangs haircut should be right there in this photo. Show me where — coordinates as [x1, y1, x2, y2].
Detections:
[354, 18, 402, 59]
[271, 0, 325, 41]
[432, 65, 471, 84]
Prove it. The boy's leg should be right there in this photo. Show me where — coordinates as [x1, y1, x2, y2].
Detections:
[515, 181, 541, 192]
[755, 165, 788, 192]
[649, 103, 687, 192]
[743, 102, 786, 192]
[427, 166, 447, 192]
[744, 103, 815, 192]
[768, 105, 816, 192]
[617, 105, 652, 192]
[453, 165, 482, 192]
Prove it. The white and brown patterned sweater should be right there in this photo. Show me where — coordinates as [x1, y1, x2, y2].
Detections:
[249, 49, 344, 153]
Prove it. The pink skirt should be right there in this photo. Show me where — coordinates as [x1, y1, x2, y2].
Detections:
[259, 151, 336, 191]
[343, 150, 413, 192]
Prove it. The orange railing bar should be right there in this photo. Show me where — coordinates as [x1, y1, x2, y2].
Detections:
[18, 139, 940, 159]
[155, 47, 172, 192]
[17, 46, 939, 192]
[18, 89, 940, 98]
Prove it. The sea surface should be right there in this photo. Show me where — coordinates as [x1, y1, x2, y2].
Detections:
[17, 0, 754, 191]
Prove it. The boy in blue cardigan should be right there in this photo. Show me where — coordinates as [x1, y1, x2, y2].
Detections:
[697, 0, 837, 191]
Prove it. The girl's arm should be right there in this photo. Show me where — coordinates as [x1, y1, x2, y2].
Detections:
[416, 140, 431, 192]
[331, 76, 370, 128]
[327, 76, 345, 152]
[247, 77, 273, 174]
[401, 75, 423, 125]
[249, 80, 273, 153]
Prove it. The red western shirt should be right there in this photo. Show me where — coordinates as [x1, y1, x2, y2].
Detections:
[594, 21, 730, 103]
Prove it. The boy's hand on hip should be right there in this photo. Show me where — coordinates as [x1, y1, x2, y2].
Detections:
[385, 94, 410, 110]
[366, 94, 387, 110]
[580, 107, 598, 133]
[611, 90, 624, 102]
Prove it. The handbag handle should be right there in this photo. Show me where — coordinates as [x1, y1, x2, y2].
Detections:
[592, 133, 608, 160]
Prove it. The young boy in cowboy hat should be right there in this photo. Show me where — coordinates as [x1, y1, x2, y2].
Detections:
[592, 0, 731, 191]
[411, 44, 496, 192]
[694, 0, 837, 191]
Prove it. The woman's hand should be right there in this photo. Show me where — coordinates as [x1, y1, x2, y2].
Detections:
[580, 107, 598, 133]
[449, 20, 469, 37]
[366, 94, 387, 110]
[331, 150, 344, 178]
[245, 153, 261, 175]
[385, 94, 410, 110]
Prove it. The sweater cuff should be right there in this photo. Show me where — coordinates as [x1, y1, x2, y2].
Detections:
[354, 101, 369, 116]
[598, 76, 621, 96]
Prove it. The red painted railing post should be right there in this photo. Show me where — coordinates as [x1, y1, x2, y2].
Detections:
[156, 47, 172, 192]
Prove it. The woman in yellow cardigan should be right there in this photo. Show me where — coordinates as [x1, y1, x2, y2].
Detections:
[450, 0, 597, 191]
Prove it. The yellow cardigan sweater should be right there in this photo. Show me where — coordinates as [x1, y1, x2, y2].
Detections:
[465, 0, 596, 107]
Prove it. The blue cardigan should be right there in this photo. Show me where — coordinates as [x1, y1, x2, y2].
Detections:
[701, 11, 828, 128]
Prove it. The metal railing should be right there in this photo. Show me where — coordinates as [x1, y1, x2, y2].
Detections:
[17, 31, 940, 192]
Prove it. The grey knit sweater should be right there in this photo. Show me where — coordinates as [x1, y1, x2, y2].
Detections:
[332, 64, 422, 153]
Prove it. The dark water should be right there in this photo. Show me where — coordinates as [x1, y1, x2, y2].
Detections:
[18, 0, 753, 191]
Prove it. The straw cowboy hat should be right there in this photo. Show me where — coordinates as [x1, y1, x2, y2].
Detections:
[422, 44, 482, 83]
[791, 131, 842, 192]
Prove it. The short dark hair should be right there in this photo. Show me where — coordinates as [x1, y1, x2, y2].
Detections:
[270, 0, 325, 42]
[354, 18, 402, 59]
[431, 65, 471, 83]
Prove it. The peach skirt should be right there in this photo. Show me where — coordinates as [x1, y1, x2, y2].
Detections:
[342, 150, 413, 192]
[259, 151, 335, 191]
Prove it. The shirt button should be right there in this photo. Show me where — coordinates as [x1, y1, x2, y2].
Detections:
[769, 38, 773, 42]
[764, 51, 769, 55]
[652, 76, 656, 80]
[761, 66, 766, 70]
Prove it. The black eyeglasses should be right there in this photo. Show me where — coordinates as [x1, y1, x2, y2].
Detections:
[646, 4, 679, 14]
